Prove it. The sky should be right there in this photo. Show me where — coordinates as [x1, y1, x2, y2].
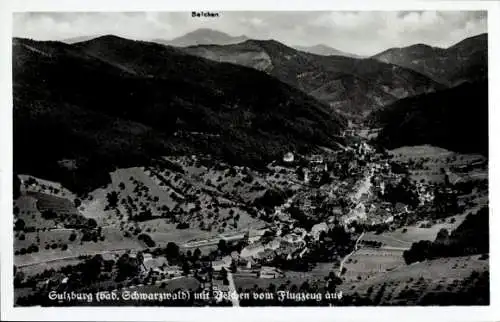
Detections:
[13, 11, 487, 55]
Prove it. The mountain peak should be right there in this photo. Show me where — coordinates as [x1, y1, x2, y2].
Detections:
[166, 28, 248, 47]
[183, 28, 233, 37]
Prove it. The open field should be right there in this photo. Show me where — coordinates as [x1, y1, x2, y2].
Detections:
[135, 219, 213, 246]
[18, 175, 76, 199]
[283, 262, 338, 280]
[389, 145, 487, 184]
[342, 247, 405, 283]
[121, 277, 201, 293]
[15, 227, 144, 267]
[233, 275, 326, 291]
[232, 262, 337, 291]
[80, 164, 267, 239]
[14, 195, 55, 229]
[27, 191, 80, 217]
[362, 213, 467, 249]
[14, 162, 272, 275]
[17, 258, 84, 277]
[340, 254, 489, 304]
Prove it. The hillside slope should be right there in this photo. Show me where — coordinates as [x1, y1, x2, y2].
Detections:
[373, 33, 487, 86]
[369, 81, 488, 156]
[294, 44, 364, 58]
[13, 36, 345, 193]
[182, 39, 444, 118]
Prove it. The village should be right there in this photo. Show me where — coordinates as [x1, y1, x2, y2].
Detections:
[112, 132, 442, 305]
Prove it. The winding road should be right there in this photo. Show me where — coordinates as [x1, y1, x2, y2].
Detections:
[337, 232, 364, 277]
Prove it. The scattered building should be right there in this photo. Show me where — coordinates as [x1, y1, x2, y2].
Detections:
[309, 155, 324, 164]
[259, 266, 282, 279]
[303, 168, 310, 184]
[311, 222, 329, 240]
[283, 152, 295, 163]
[230, 251, 240, 261]
[211, 256, 233, 271]
[246, 228, 267, 243]
[240, 242, 265, 259]
[266, 238, 282, 250]
[283, 233, 304, 245]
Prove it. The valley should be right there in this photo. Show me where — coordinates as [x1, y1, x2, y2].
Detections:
[12, 27, 489, 307]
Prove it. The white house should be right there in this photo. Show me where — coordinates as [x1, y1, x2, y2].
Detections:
[260, 266, 282, 279]
[283, 152, 295, 163]
[311, 222, 329, 240]
[310, 155, 324, 164]
[240, 242, 265, 258]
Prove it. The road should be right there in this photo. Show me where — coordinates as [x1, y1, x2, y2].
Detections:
[226, 272, 240, 307]
[337, 232, 364, 277]
[341, 164, 375, 225]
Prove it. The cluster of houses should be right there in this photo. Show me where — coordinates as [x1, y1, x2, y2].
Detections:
[140, 253, 183, 279]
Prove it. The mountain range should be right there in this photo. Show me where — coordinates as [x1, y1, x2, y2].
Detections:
[181, 39, 445, 118]
[13, 30, 488, 192]
[64, 30, 486, 120]
[13, 35, 346, 193]
[372, 33, 487, 86]
[152, 29, 362, 59]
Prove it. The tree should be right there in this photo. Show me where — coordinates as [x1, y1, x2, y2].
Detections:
[27, 244, 39, 253]
[230, 259, 237, 273]
[116, 253, 139, 282]
[74, 198, 82, 208]
[193, 248, 202, 260]
[14, 270, 25, 288]
[176, 222, 189, 229]
[87, 218, 97, 228]
[119, 182, 126, 190]
[182, 261, 190, 276]
[41, 210, 57, 220]
[165, 242, 180, 260]
[106, 191, 119, 209]
[138, 234, 156, 247]
[218, 239, 228, 254]
[14, 219, 25, 232]
[69, 232, 77, 242]
[136, 251, 145, 269]
[435, 228, 450, 243]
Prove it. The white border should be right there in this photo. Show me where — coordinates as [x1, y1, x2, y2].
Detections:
[1, 1, 499, 321]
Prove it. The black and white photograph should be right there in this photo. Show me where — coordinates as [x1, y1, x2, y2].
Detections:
[2, 2, 498, 320]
